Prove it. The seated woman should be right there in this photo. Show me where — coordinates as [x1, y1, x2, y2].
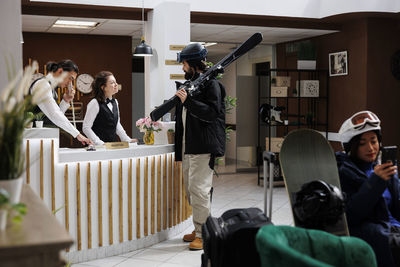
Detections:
[336, 111, 399, 267]
[83, 71, 137, 145]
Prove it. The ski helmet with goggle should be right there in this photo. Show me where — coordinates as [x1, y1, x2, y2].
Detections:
[177, 43, 207, 63]
[293, 180, 345, 229]
[338, 110, 381, 144]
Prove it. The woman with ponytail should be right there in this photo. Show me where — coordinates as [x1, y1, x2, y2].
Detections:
[29, 59, 92, 145]
[83, 71, 137, 145]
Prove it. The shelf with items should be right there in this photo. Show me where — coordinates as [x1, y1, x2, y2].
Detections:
[257, 68, 330, 185]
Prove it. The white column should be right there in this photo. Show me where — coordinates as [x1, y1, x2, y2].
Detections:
[0, 0, 22, 93]
[144, 1, 190, 117]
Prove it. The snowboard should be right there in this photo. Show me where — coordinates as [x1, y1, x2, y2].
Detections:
[279, 129, 349, 236]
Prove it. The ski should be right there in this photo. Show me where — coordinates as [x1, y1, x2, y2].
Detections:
[150, 32, 263, 121]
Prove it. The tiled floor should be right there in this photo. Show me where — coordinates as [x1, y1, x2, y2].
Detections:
[72, 172, 293, 267]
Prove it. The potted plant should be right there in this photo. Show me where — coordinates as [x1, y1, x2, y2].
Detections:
[297, 40, 316, 70]
[24, 112, 34, 128]
[167, 129, 175, 144]
[135, 117, 161, 145]
[0, 188, 27, 230]
[0, 60, 50, 204]
[34, 112, 45, 128]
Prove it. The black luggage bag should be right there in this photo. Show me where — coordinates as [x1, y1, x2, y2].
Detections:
[201, 207, 271, 267]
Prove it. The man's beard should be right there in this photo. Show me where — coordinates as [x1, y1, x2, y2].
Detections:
[184, 68, 195, 80]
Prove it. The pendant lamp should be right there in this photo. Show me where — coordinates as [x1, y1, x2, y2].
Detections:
[134, 0, 153, 57]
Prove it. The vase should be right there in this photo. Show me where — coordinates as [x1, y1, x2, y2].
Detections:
[35, 121, 43, 128]
[167, 131, 175, 144]
[0, 210, 7, 230]
[0, 177, 23, 204]
[144, 130, 154, 145]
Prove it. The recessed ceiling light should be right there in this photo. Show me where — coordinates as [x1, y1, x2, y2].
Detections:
[190, 42, 218, 48]
[204, 42, 217, 47]
[52, 20, 99, 29]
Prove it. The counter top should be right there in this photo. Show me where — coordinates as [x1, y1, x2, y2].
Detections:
[59, 143, 174, 163]
[23, 128, 59, 139]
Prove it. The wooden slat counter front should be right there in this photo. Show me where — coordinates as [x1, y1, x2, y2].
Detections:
[22, 131, 192, 264]
[0, 185, 73, 267]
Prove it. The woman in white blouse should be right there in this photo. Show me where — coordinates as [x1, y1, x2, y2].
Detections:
[83, 71, 137, 145]
[30, 60, 92, 145]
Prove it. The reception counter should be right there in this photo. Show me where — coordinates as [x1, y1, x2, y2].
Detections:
[22, 128, 191, 263]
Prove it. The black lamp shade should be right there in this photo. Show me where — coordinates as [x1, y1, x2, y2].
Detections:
[134, 40, 153, 57]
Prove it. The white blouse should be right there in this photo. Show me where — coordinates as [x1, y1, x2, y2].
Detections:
[31, 74, 80, 138]
[82, 98, 131, 145]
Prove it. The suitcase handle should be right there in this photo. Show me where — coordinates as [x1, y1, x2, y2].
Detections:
[263, 151, 275, 220]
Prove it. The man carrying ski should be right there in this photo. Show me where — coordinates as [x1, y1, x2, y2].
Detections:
[174, 43, 226, 250]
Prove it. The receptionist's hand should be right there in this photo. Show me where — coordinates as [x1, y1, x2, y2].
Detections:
[63, 83, 76, 103]
[130, 139, 138, 143]
[77, 133, 93, 146]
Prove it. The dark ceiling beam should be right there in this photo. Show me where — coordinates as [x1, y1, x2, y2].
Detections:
[191, 12, 342, 31]
[21, 0, 149, 20]
[22, 1, 399, 30]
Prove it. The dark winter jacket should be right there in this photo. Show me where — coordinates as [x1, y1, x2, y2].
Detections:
[336, 152, 400, 267]
[336, 152, 400, 227]
[174, 77, 226, 168]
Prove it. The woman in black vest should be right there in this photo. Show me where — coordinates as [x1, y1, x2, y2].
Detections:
[83, 71, 136, 145]
[30, 60, 92, 145]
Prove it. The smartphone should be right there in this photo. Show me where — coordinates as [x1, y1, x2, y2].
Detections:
[381, 146, 398, 166]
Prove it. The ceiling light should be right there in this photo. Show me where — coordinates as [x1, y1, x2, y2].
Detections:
[204, 42, 217, 47]
[189, 42, 217, 47]
[52, 20, 99, 29]
[133, 0, 153, 57]
[134, 37, 153, 57]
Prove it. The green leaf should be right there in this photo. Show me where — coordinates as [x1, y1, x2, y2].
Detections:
[12, 203, 27, 215]
[53, 205, 65, 215]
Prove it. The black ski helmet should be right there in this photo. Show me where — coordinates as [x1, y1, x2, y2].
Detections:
[177, 43, 207, 63]
[293, 180, 345, 229]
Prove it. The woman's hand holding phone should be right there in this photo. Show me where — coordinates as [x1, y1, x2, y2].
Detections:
[375, 163, 397, 181]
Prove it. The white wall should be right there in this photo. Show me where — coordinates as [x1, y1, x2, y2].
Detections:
[145, 1, 190, 116]
[0, 0, 22, 93]
[29, 0, 400, 18]
[237, 45, 273, 76]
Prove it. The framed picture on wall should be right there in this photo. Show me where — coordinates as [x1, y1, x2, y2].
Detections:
[329, 51, 348, 76]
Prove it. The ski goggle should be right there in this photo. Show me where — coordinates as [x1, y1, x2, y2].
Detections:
[350, 111, 380, 129]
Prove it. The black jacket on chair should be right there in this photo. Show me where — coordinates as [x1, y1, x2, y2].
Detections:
[174, 78, 226, 169]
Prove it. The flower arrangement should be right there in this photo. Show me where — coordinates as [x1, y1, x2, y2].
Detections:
[135, 117, 162, 133]
[0, 61, 50, 180]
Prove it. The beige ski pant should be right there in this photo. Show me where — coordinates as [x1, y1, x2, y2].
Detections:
[182, 153, 213, 238]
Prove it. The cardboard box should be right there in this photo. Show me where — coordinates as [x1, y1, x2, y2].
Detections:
[296, 80, 319, 97]
[266, 137, 284, 152]
[271, 86, 288, 97]
[275, 76, 291, 87]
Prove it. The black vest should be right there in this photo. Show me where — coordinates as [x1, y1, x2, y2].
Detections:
[29, 77, 57, 126]
[91, 99, 119, 143]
